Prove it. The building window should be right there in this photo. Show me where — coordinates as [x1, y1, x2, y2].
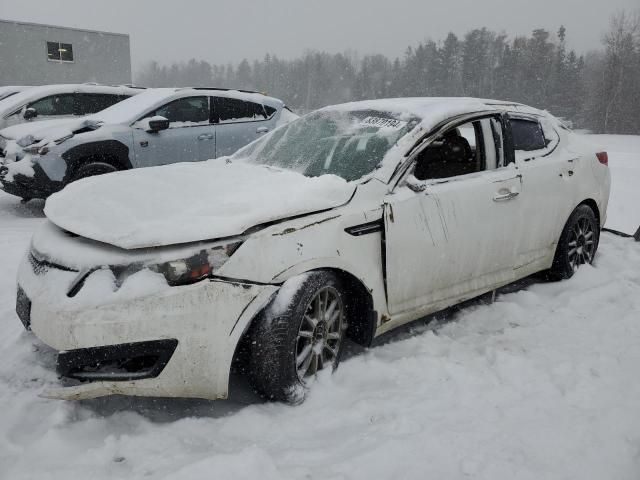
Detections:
[47, 41, 74, 62]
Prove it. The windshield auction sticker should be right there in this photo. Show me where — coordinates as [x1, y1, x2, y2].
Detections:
[361, 116, 407, 129]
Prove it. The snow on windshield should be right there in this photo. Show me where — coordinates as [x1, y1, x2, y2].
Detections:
[238, 109, 420, 181]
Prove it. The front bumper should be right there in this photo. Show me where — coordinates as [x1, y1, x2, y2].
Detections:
[17, 254, 278, 400]
[56, 338, 179, 382]
[0, 161, 62, 199]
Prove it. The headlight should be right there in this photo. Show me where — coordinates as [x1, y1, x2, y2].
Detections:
[21, 134, 72, 156]
[151, 242, 242, 285]
[23, 145, 49, 156]
[113, 242, 243, 287]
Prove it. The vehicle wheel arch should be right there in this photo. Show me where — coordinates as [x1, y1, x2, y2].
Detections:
[552, 199, 601, 248]
[547, 200, 600, 280]
[61, 140, 132, 182]
[577, 198, 601, 228]
[231, 266, 377, 382]
[270, 260, 377, 345]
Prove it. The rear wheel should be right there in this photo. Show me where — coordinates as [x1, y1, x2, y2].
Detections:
[69, 162, 119, 183]
[548, 204, 599, 279]
[248, 271, 346, 403]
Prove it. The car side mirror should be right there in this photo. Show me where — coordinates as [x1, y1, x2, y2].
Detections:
[23, 108, 37, 120]
[140, 116, 170, 133]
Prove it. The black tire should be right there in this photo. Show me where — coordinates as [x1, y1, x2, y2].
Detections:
[548, 204, 599, 280]
[69, 162, 119, 183]
[248, 271, 347, 403]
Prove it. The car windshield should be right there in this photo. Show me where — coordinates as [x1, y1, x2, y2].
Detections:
[238, 109, 419, 181]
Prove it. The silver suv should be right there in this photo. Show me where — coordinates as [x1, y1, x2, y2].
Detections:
[0, 83, 143, 130]
[0, 87, 296, 200]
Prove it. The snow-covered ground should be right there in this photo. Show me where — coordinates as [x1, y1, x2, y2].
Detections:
[593, 134, 640, 236]
[0, 135, 638, 479]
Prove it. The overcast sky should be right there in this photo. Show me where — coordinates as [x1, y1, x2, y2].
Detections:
[2, 0, 637, 71]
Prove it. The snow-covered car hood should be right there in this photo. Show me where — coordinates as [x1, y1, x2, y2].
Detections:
[0, 117, 100, 146]
[1, 118, 76, 140]
[44, 161, 355, 249]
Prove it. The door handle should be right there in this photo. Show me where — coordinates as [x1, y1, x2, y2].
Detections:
[493, 191, 519, 202]
[256, 127, 269, 134]
[197, 133, 214, 140]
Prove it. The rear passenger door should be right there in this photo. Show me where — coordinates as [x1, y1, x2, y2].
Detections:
[132, 96, 216, 167]
[506, 114, 576, 270]
[212, 96, 273, 157]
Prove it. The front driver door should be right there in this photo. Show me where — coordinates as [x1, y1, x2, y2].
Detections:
[132, 96, 215, 168]
[384, 115, 523, 317]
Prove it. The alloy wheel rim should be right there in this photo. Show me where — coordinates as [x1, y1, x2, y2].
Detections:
[567, 217, 595, 271]
[295, 286, 344, 382]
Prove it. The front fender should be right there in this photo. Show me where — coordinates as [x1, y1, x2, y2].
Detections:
[218, 208, 388, 320]
[270, 256, 370, 286]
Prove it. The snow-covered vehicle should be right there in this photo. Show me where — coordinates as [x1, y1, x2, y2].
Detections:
[0, 85, 32, 102]
[15, 97, 610, 403]
[0, 84, 142, 130]
[0, 87, 296, 200]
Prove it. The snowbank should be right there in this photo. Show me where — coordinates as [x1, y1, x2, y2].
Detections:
[587, 134, 640, 236]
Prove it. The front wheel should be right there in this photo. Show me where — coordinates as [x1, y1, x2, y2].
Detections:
[69, 162, 119, 183]
[548, 204, 599, 280]
[248, 271, 347, 403]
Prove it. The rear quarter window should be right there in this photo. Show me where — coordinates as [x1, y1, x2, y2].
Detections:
[511, 118, 547, 151]
[214, 97, 267, 122]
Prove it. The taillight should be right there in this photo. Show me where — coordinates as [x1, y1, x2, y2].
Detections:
[596, 152, 608, 166]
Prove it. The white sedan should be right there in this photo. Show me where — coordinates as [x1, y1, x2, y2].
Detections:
[16, 97, 610, 403]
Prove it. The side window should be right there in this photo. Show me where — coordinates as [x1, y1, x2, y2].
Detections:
[74, 94, 123, 115]
[412, 116, 504, 181]
[214, 97, 267, 123]
[264, 105, 276, 118]
[28, 94, 75, 116]
[153, 96, 209, 125]
[510, 118, 547, 151]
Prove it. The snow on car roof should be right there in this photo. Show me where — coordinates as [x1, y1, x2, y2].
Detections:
[198, 88, 284, 108]
[0, 84, 143, 115]
[0, 86, 32, 100]
[321, 97, 547, 129]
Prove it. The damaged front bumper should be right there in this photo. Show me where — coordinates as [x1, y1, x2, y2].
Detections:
[17, 254, 278, 400]
[0, 161, 61, 199]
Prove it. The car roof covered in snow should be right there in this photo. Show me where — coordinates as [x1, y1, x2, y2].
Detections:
[320, 97, 548, 126]
[91, 87, 286, 125]
[0, 86, 33, 101]
[0, 84, 145, 116]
